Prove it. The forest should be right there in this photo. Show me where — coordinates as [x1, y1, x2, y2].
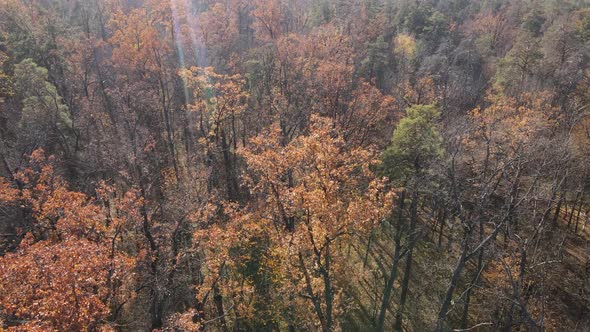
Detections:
[0, 0, 590, 330]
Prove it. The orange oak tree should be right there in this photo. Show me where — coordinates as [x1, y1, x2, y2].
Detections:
[0, 150, 136, 331]
[190, 116, 394, 331]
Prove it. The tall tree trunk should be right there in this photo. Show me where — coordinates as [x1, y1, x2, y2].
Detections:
[460, 220, 485, 329]
[438, 208, 447, 248]
[323, 243, 333, 332]
[394, 189, 419, 332]
[220, 129, 239, 201]
[567, 191, 581, 229]
[299, 252, 327, 332]
[376, 190, 406, 331]
[213, 284, 228, 332]
[553, 190, 565, 227]
[436, 228, 470, 332]
[575, 196, 584, 234]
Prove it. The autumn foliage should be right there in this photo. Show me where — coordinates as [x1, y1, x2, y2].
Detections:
[0, 150, 135, 331]
[1, 0, 590, 331]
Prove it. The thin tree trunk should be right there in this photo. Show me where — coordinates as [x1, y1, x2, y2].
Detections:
[438, 208, 447, 248]
[460, 220, 485, 329]
[568, 191, 581, 229]
[436, 229, 470, 332]
[299, 252, 327, 332]
[323, 243, 333, 332]
[574, 195, 584, 234]
[553, 190, 565, 227]
[394, 189, 419, 331]
[220, 129, 239, 201]
[376, 190, 406, 331]
[213, 285, 228, 332]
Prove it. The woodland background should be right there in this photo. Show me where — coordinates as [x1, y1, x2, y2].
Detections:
[1, 0, 590, 331]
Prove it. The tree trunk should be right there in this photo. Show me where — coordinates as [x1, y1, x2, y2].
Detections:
[220, 129, 239, 201]
[436, 230, 469, 332]
[323, 243, 333, 332]
[568, 191, 581, 229]
[460, 221, 485, 329]
[394, 189, 419, 332]
[574, 195, 584, 234]
[213, 284, 228, 332]
[438, 208, 447, 248]
[376, 190, 406, 331]
[553, 190, 565, 227]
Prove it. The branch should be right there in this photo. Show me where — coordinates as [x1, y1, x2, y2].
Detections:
[202, 304, 235, 325]
[453, 322, 493, 331]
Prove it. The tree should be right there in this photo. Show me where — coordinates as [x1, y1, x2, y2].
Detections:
[378, 104, 443, 331]
[1, 0, 590, 330]
[13, 59, 73, 154]
[0, 149, 135, 331]
[495, 31, 542, 94]
[180, 66, 249, 200]
[381, 104, 443, 182]
[198, 2, 239, 69]
[192, 115, 393, 331]
[434, 90, 555, 331]
[463, 9, 515, 58]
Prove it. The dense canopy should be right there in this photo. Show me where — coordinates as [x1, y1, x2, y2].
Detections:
[0, 0, 590, 331]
